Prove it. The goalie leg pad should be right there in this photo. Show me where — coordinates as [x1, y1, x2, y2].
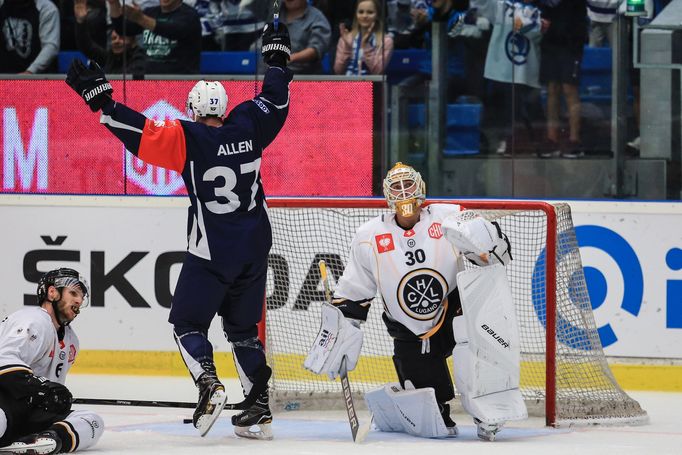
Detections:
[365, 383, 454, 438]
[453, 264, 528, 424]
[304, 303, 363, 380]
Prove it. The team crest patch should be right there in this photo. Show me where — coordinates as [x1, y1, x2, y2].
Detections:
[375, 233, 395, 253]
[404, 229, 415, 237]
[68, 345, 77, 363]
[397, 268, 448, 320]
[428, 223, 443, 239]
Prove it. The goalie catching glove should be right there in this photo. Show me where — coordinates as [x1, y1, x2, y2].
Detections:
[442, 211, 513, 267]
[261, 22, 291, 68]
[65, 60, 113, 112]
[304, 303, 363, 380]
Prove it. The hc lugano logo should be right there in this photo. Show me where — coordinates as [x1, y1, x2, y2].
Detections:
[397, 268, 448, 320]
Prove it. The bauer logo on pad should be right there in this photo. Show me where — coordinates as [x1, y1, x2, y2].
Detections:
[375, 233, 395, 253]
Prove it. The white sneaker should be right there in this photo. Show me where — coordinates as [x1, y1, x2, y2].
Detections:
[474, 418, 502, 441]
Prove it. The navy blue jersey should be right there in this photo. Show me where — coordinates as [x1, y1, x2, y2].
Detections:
[99, 66, 293, 263]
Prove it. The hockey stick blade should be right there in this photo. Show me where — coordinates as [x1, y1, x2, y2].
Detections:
[340, 356, 363, 443]
[74, 365, 272, 411]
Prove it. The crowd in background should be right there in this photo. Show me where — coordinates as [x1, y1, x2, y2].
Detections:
[0, 0, 673, 156]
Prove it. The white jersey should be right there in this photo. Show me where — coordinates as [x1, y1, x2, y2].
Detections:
[335, 203, 465, 337]
[0, 307, 79, 384]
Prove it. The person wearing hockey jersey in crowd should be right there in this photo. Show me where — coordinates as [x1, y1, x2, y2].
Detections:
[107, 0, 201, 74]
[64, 22, 292, 440]
[0, 268, 104, 454]
[481, 0, 546, 155]
[305, 162, 527, 441]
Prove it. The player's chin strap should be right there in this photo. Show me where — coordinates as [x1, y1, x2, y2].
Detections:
[73, 365, 272, 411]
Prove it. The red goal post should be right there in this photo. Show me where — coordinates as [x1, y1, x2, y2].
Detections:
[261, 198, 648, 427]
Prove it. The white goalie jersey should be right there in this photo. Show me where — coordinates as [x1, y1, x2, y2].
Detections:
[0, 307, 80, 384]
[334, 203, 465, 337]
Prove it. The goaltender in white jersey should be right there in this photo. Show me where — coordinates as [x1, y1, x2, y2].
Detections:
[305, 162, 527, 441]
[0, 268, 104, 454]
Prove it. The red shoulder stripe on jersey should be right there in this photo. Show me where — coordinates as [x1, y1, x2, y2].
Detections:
[138, 119, 187, 173]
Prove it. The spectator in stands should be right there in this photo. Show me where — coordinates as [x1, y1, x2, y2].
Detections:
[108, 0, 201, 74]
[57, 0, 107, 51]
[586, 0, 618, 47]
[0, 0, 60, 73]
[386, 0, 428, 49]
[192, 0, 268, 51]
[279, 0, 331, 74]
[314, 0, 356, 63]
[334, 0, 394, 75]
[401, 0, 490, 102]
[482, 0, 545, 155]
[538, 0, 587, 158]
[73, 0, 146, 74]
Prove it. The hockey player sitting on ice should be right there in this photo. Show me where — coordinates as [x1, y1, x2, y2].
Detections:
[64, 20, 292, 441]
[0, 268, 103, 454]
[304, 162, 527, 441]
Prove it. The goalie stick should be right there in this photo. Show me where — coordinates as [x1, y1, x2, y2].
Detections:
[319, 260, 372, 443]
[74, 364, 271, 411]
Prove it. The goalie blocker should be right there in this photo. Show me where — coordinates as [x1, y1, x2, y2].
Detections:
[303, 303, 363, 380]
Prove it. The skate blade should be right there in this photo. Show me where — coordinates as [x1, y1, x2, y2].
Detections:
[0, 438, 57, 454]
[196, 389, 228, 437]
[446, 425, 458, 438]
[234, 422, 273, 440]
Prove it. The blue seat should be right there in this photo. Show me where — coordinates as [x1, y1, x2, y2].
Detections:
[408, 103, 482, 156]
[581, 46, 612, 96]
[200, 52, 257, 74]
[386, 49, 429, 82]
[321, 53, 332, 74]
[58, 51, 88, 73]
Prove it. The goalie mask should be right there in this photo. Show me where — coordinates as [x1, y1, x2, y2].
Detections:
[186, 80, 228, 120]
[37, 268, 90, 325]
[383, 162, 426, 218]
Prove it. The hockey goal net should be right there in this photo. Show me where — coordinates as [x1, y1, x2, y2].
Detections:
[263, 198, 648, 427]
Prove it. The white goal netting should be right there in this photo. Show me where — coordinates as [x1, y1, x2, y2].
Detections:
[264, 199, 647, 426]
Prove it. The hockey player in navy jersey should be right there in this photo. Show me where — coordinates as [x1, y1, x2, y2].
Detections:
[65, 22, 292, 440]
[0, 268, 104, 454]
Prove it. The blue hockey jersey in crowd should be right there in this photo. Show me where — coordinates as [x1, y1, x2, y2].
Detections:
[99, 66, 293, 264]
[484, 0, 542, 88]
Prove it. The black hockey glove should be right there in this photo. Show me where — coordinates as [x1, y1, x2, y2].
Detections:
[65, 59, 113, 112]
[27, 375, 73, 414]
[261, 22, 291, 68]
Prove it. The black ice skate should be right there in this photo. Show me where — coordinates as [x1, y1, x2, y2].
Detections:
[231, 390, 273, 440]
[439, 403, 458, 437]
[193, 366, 228, 437]
[474, 417, 502, 441]
[0, 430, 62, 454]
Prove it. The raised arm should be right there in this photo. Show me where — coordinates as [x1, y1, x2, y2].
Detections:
[64, 60, 187, 172]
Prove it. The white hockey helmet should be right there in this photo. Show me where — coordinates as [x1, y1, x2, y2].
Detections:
[383, 162, 426, 217]
[186, 80, 228, 119]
